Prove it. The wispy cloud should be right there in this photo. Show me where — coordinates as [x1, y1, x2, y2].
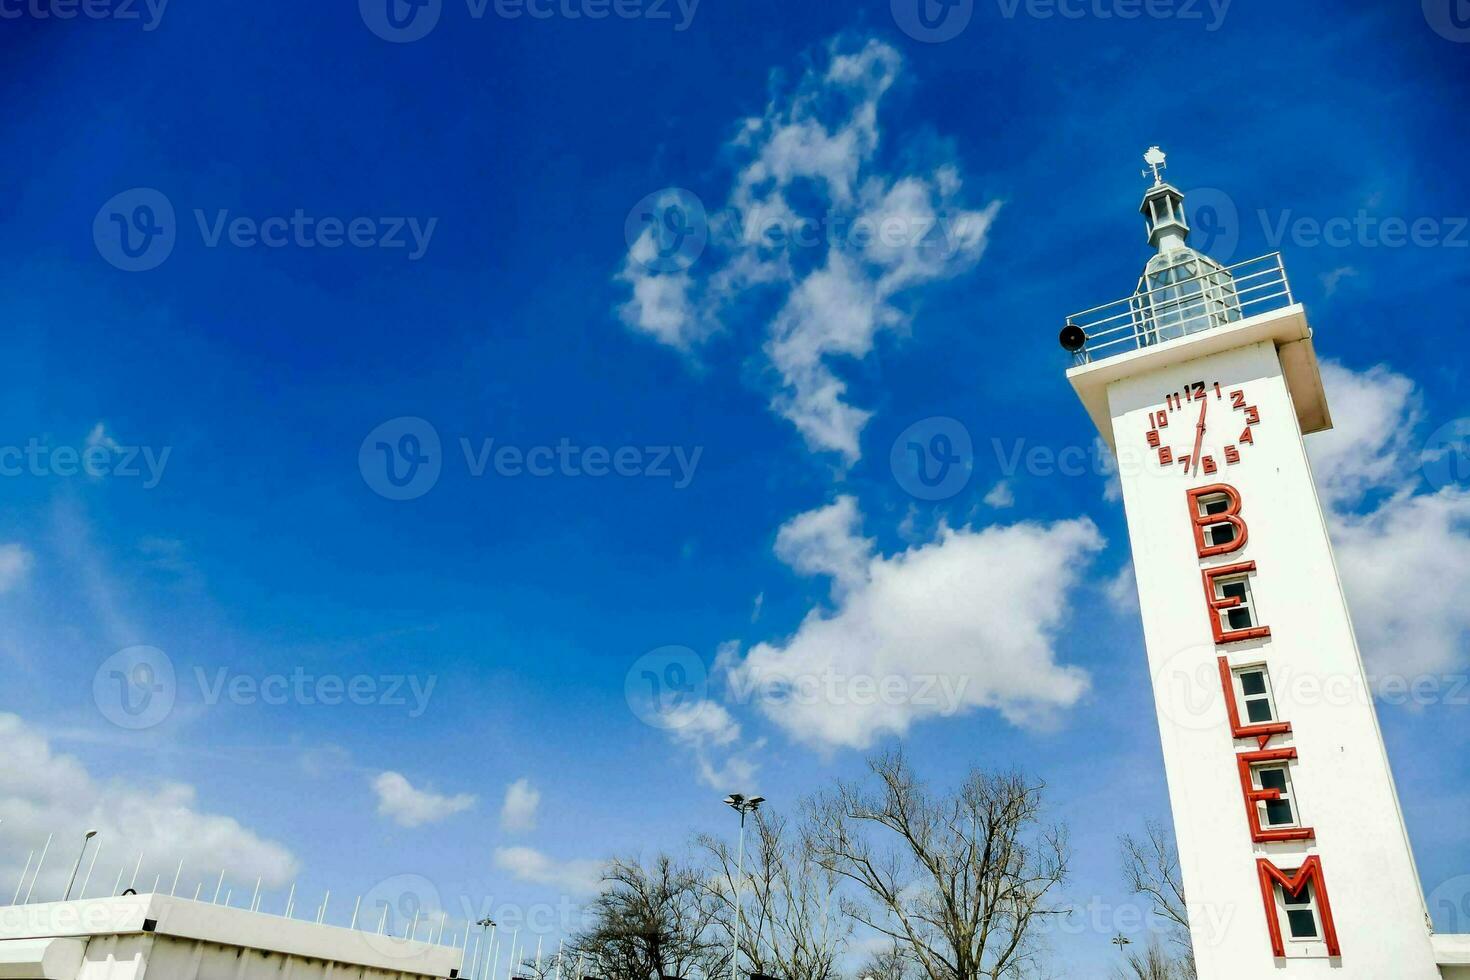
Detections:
[0, 544, 34, 594]
[616, 37, 999, 465]
[371, 771, 475, 828]
[493, 846, 603, 897]
[499, 778, 540, 834]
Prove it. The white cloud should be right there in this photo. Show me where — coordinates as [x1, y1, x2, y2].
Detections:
[0, 713, 296, 899]
[983, 481, 1015, 509]
[371, 771, 475, 828]
[493, 846, 603, 897]
[728, 498, 1102, 749]
[1309, 362, 1421, 509]
[615, 38, 1000, 465]
[655, 695, 761, 791]
[1320, 265, 1359, 297]
[85, 423, 121, 453]
[499, 778, 540, 834]
[0, 544, 34, 594]
[1308, 362, 1470, 679]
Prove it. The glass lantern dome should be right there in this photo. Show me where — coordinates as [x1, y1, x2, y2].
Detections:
[1131, 175, 1242, 346]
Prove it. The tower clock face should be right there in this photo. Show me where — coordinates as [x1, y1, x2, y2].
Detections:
[1143, 379, 1262, 477]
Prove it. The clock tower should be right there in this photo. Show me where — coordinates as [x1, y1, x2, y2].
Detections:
[1062, 149, 1443, 977]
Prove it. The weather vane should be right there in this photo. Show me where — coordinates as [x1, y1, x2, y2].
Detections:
[1142, 145, 1168, 184]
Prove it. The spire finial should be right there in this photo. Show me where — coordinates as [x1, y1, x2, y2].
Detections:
[1143, 145, 1168, 185]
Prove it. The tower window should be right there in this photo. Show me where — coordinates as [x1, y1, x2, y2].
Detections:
[1234, 665, 1278, 723]
[1251, 763, 1299, 828]
[1278, 879, 1322, 941]
[1215, 575, 1258, 631]
[1197, 492, 1237, 548]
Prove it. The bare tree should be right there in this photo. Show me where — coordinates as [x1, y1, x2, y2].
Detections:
[569, 855, 721, 980]
[855, 941, 918, 980]
[804, 750, 1070, 980]
[1110, 940, 1190, 980]
[1118, 821, 1194, 979]
[697, 810, 848, 980]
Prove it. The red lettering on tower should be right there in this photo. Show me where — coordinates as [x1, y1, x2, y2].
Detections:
[1187, 483, 1249, 559]
[1257, 856, 1341, 957]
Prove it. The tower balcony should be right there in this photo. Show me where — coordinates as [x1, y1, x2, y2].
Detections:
[1063, 252, 1294, 366]
[1061, 251, 1333, 448]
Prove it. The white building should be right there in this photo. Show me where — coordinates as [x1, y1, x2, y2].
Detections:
[1063, 148, 1469, 978]
[0, 893, 463, 979]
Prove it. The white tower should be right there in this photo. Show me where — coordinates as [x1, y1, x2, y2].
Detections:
[1062, 149, 1443, 977]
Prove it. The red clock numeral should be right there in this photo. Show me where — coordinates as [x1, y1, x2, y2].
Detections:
[1202, 455, 1218, 474]
[1159, 447, 1174, 465]
[1224, 445, 1240, 465]
[1147, 430, 1161, 448]
[1244, 405, 1261, 425]
[1178, 453, 1192, 470]
[1230, 389, 1246, 409]
[1240, 427, 1255, 445]
[1215, 381, 1223, 399]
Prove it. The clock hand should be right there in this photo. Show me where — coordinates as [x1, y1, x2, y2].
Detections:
[1191, 396, 1208, 477]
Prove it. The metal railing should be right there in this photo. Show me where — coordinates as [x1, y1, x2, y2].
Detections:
[1064, 252, 1294, 365]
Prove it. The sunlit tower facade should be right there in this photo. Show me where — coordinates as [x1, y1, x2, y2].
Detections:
[1060, 149, 1456, 977]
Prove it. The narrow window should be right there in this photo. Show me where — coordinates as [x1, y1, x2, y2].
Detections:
[1197, 492, 1237, 549]
[1279, 879, 1322, 940]
[1215, 574, 1258, 631]
[1235, 666, 1277, 724]
[1252, 764, 1299, 828]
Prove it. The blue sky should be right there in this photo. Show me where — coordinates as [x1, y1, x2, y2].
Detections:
[1, 0, 1468, 974]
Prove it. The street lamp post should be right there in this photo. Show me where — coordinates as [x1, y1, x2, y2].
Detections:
[63, 830, 99, 902]
[722, 794, 764, 980]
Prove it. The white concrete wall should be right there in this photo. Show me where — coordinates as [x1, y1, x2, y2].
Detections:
[1108, 339, 1440, 977]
